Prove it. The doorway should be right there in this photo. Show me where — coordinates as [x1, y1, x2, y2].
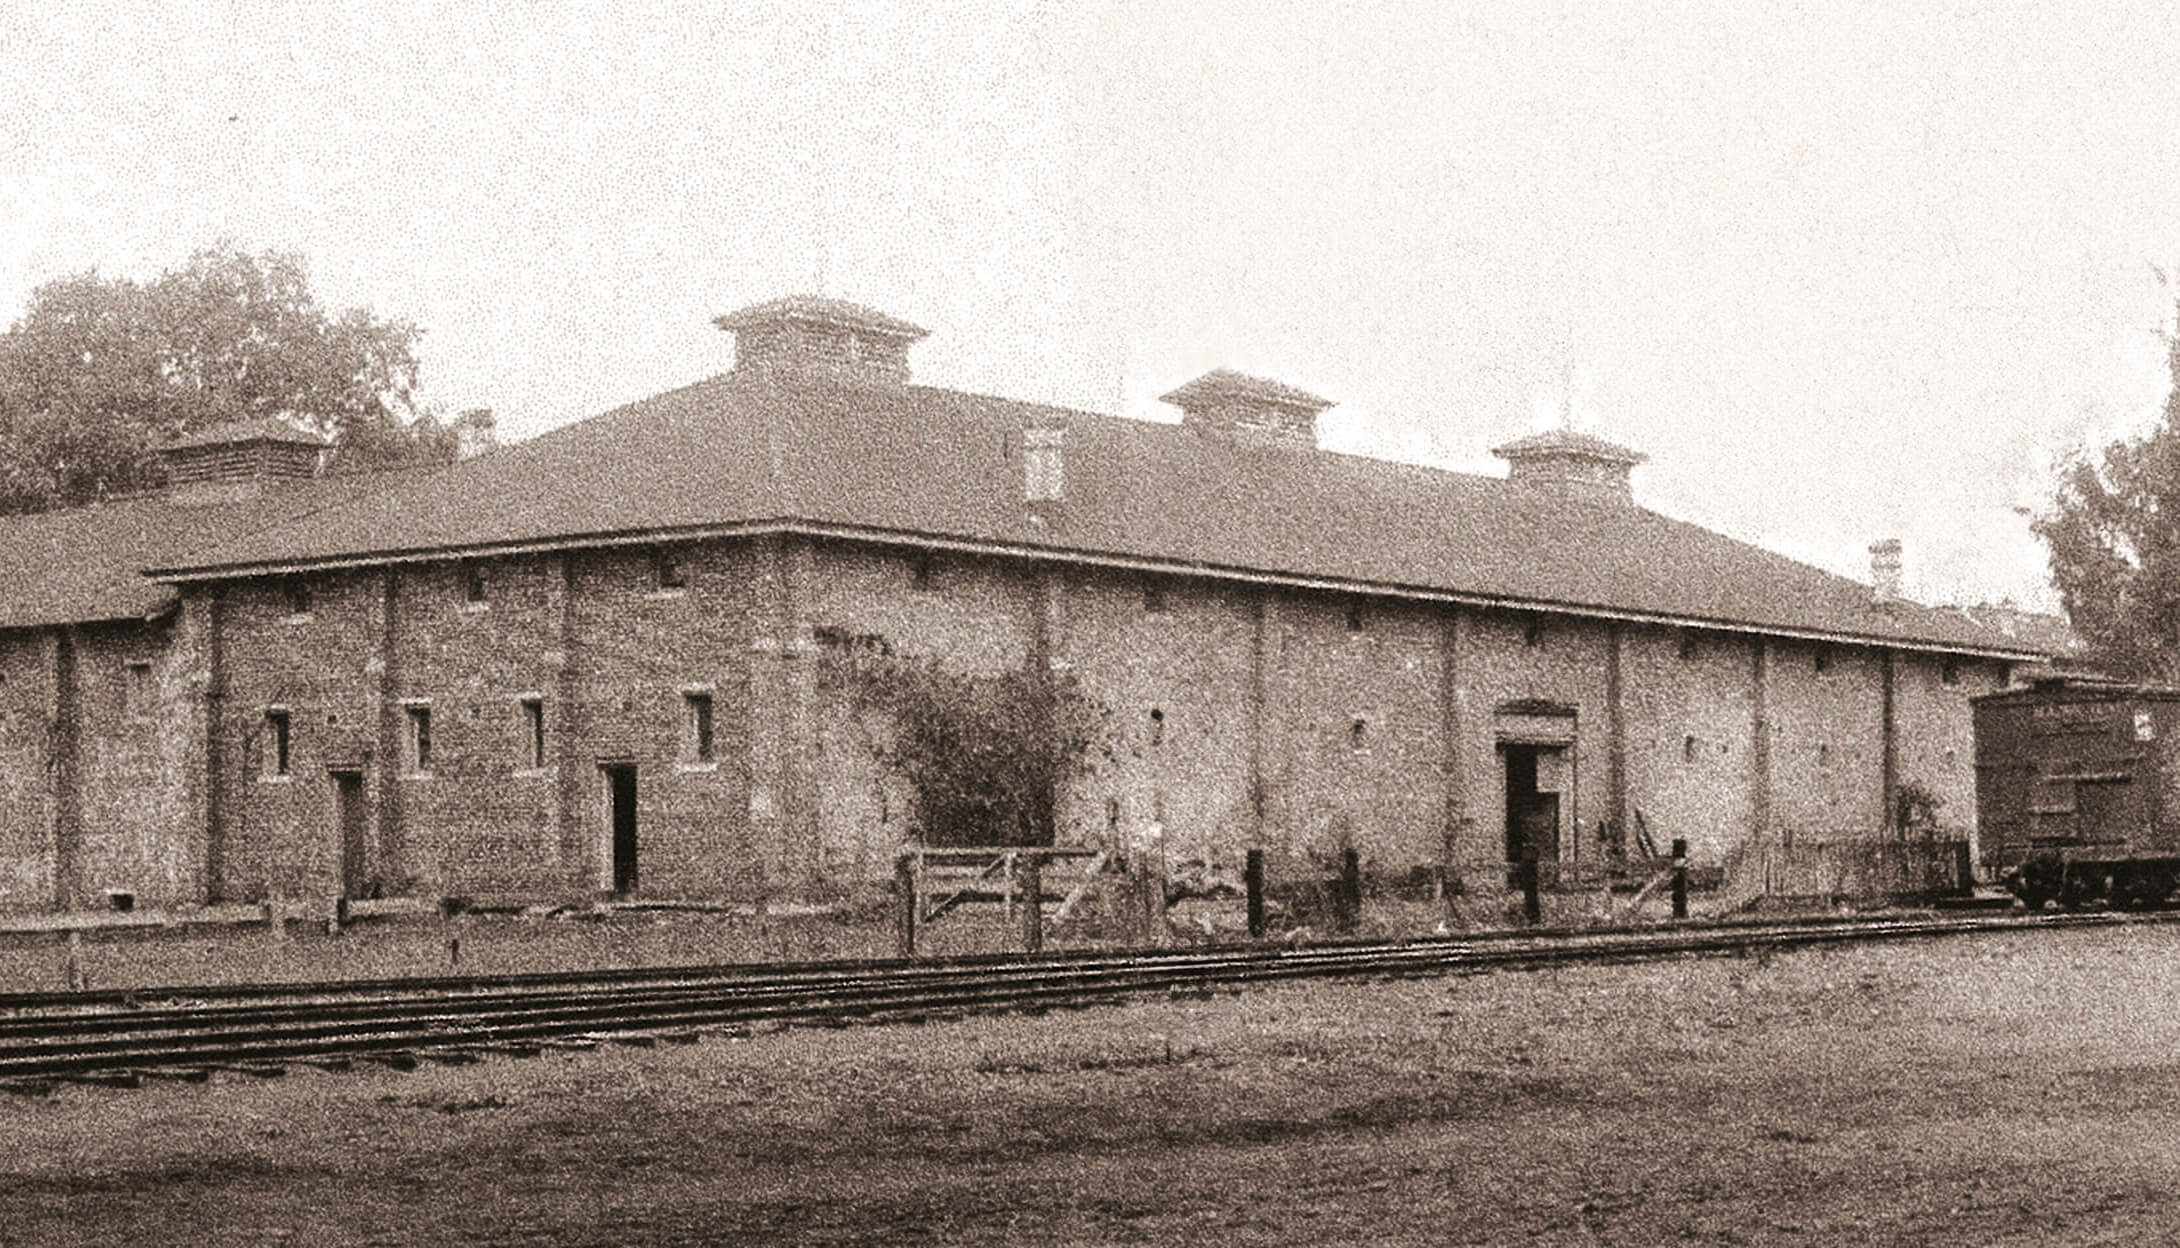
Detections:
[330, 770, 369, 899]
[1501, 744, 1565, 865]
[602, 764, 639, 894]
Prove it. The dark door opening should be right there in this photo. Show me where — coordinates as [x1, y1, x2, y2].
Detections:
[604, 764, 639, 894]
[331, 770, 369, 899]
[1501, 744, 1564, 865]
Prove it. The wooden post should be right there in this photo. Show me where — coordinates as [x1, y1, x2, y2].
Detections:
[1338, 847, 1362, 933]
[1138, 867, 1165, 948]
[65, 929, 86, 992]
[1003, 849, 1017, 924]
[265, 900, 288, 943]
[1671, 837, 1689, 920]
[1520, 850, 1542, 926]
[1953, 840, 1974, 897]
[1020, 854, 1043, 954]
[894, 852, 917, 959]
[1245, 848, 1265, 938]
[440, 897, 462, 968]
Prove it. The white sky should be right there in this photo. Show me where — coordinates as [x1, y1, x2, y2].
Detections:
[6, 0, 2179, 612]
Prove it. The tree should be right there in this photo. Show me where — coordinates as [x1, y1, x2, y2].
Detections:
[823, 642, 1113, 847]
[0, 245, 453, 512]
[2035, 296, 2180, 682]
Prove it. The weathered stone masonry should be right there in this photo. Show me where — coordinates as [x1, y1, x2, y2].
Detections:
[163, 532, 2009, 909]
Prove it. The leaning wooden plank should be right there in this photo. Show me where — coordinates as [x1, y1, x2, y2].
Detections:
[1049, 852, 1111, 923]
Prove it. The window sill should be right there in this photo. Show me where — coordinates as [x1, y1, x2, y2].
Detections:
[402, 771, 435, 782]
[644, 589, 689, 601]
[258, 773, 295, 784]
[677, 761, 719, 774]
[461, 603, 490, 615]
[512, 766, 556, 780]
[283, 613, 313, 626]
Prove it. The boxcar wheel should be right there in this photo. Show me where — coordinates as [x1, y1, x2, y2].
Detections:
[2012, 854, 2064, 912]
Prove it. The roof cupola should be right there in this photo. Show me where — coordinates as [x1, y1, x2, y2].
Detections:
[159, 418, 326, 506]
[1160, 368, 1333, 451]
[1491, 428, 1646, 504]
[713, 296, 928, 389]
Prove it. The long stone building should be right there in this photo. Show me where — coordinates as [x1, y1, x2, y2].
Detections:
[0, 296, 2042, 914]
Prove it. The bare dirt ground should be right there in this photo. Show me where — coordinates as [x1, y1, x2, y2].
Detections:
[9, 923, 2180, 1246]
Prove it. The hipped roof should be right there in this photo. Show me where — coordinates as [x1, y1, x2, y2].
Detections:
[137, 371, 2038, 659]
[0, 472, 413, 631]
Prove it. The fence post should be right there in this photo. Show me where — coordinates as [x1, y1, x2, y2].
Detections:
[1953, 840, 1974, 897]
[1520, 850, 1541, 926]
[65, 929, 86, 992]
[894, 851, 917, 959]
[1337, 847, 1362, 933]
[1671, 837, 1689, 920]
[1020, 854, 1043, 954]
[1245, 848, 1266, 938]
[1002, 849, 1017, 924]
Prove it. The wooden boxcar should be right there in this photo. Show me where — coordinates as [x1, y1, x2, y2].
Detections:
[1973, 678, 2180, 908]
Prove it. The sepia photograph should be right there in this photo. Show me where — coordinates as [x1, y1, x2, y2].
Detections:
[3, 2, 2180, 1243]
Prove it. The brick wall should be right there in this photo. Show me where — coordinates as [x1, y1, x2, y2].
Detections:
[1267, 592, 1445, 877]
[1058, 570, 1257, 873]
[1766, 639, 1887, 838]
[72, 619, 203, 908]
[152, 536, 1998, 908]
[0, 631, 55, 911]
[1893, 651, 2006, 854]
[1450, 611, 1615, 874]
[1619, 625, 1759, 863]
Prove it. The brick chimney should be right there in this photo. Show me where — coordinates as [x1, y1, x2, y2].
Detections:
[713, 296, 928, 388]
[1491, 428, 1646, 504]
[1869, 538, 1903, 607]
[1160, 369, 1333, 451]
[1023, 424, 1065, 504]
[159, 418, 325, 506]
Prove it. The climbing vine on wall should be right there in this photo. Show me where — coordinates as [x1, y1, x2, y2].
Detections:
[819, 638, 1114, 847]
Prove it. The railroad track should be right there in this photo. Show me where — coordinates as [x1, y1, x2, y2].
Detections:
[0, 910, 2155, 1089]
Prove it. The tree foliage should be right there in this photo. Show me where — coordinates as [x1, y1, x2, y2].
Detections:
[0, 245, 456, 513]
[823, 642, 1112, 847]
[2035, 299, 2180, 682]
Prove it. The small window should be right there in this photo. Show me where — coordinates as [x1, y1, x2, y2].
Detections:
[1345, 602, 1366, 633]
[1523, 617, 1545, 648]
[1149, 707, 1165, 747]
[1350, 717, 1368, 750]
[1678, 630, 1699, 661]
[1143, 580, 1169, 614]
[405, 705, 433, 773]
[1817, 742, 1832, 767]
[283, 578, 313, 617]
[462, 562, 489, 605]
[1813, 647, 1832, 674]
[684, 692, 715, 763]
[911, 555, 934, 591]
[520, 696, 545, 768]
[1682, 734, 1698, 763]
[124, 660, 153, 709]
[653, 549, 687, 591]
[264, 709, 291, 776]
[1941, 659, 1961, 686]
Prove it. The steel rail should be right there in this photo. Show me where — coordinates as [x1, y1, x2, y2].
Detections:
[0, 910, 2156, 1085]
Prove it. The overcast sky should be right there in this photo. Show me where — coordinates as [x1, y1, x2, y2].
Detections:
[6, 1, 2179, 612]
